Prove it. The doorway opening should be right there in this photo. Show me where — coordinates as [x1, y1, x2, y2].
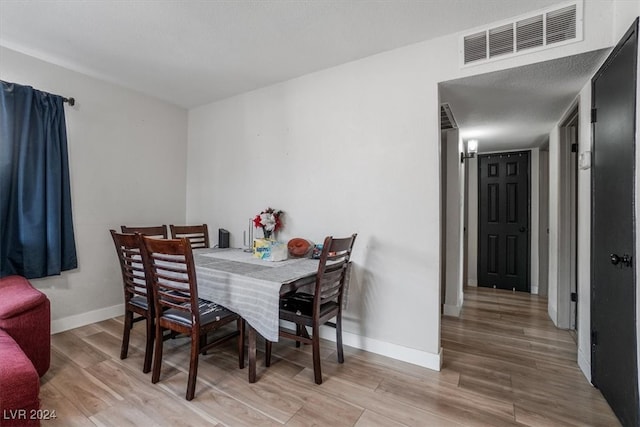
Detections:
[559, 104, 579, 334]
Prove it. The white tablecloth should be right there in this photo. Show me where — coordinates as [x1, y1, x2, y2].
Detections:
[193, 248, 320, 341]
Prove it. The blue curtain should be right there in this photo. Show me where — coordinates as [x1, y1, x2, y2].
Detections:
[0, 80, 77, 279]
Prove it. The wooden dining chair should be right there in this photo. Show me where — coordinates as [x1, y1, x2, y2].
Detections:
[140, 235, 244, 400]
[110, 230, 156, 373]
[121, 225, 168, 239]
[169, 224, 210, 249]
[265, 233, 357, 384]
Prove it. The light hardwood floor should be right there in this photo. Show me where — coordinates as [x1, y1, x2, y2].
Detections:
[36, 287, 620, 426]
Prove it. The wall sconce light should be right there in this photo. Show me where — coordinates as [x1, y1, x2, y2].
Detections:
[461, 139, 478, 163]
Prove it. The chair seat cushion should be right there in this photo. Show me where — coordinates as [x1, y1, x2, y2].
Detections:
[280, 293, 338, 317]
[162, 299, 235, 326]
[129, 296, 148, 310]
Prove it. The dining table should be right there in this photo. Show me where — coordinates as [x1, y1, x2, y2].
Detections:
[192, 247, 320, 383]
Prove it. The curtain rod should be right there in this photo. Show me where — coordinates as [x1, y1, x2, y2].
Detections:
[1, 80, 75, 106]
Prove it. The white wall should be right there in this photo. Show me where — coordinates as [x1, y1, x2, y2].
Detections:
[548, 111, 576, 329]
[186, 0, 615, 369]
[530, 149, 540, 293]
[547, 124, 560, 324]
[0, 47, 188, 333]
[466, 157, 478, 287]
[444, 130, 464, 316]
[613, 1, 640, 42]
[188, 48, 445, 369]
[538, 147, 550, 297]
[575, 83, 593, 380]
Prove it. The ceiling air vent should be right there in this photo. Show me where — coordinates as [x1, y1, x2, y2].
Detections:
[464, 31, 487, 64]
[460, 1, 582, 67]
[489, 24, 514, 58]
[546, 4, 577, 44]
[440, 103, 458, 130]
[516, 15, 544, 51]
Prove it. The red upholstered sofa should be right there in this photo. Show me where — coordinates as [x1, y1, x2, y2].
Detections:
[0, 276, 51, 427]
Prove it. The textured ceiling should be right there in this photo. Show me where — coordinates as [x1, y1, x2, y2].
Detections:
[0, 0, 610, 152]
[1, 0, 561, 108]
[439, 49, 610, 152]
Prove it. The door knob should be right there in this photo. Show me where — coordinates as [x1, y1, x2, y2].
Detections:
[519, 226, 526, 232]
[610, 253, 632, 267]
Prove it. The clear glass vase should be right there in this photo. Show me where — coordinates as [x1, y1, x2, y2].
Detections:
[262, 228, 273, 240]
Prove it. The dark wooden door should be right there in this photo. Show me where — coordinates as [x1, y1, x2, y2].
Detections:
[478, 151, 530, 292]
[591, 18, 638, 427]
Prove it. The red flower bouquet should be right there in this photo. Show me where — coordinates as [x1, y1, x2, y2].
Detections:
[253, 207, 283, 239]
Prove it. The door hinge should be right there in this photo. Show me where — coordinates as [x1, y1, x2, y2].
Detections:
[591, 330, 598, 345]
[571, 292, 577, 302]
[591, 108, 597, 123]
[571, 143, 578, 153]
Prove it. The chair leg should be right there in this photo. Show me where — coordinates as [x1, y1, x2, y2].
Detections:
[248, 326, 257, 383]
[265, 340, 272, 367]
[336, 312, 344, 364]
[120, 310, 133, 359]
[295, 324, 302, 348]
[238, 318, 245, 369]
[200, 333, 208, 355]
[301, 325, 311, 340]
[151, 323, 164, 384]
[312, 329, 322, 385]
[186, 332, 200, 401]
[143, 316, 154, 373]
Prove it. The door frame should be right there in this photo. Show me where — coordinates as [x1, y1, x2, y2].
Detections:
[558, 103, 579, 331]
[476, 150, 531, 292]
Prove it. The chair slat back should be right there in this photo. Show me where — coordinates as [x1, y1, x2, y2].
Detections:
[110, 230, 151, 307]
[121, 225, 168, 239]
[170, 224, 210, 249]
[315, 234, 357, 308]
[140, 236, 200, 323]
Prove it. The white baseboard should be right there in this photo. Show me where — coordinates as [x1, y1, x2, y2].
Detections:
[53, 306, 442, 373]
[51, 304, 124, 334]
[467, 279, 478, 287]
[318, 325, 442, 372]
[577, 346, 592, 383]
[443, 303, 462, 317]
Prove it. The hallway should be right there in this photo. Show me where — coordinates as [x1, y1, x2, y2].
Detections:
[442, 287, 619, 426]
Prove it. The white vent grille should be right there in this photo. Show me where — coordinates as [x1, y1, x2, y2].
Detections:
[440, 103, 458, 130]
[489, 24, 514, 58]
[460, 1, 582, 67]
[516, 15, 544, 51]
[546, 5, 577, 44]
[464, 32, 487, 64]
